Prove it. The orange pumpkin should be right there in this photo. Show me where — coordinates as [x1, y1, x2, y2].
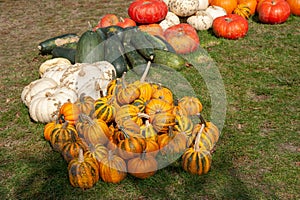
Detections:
[286, 0, 300, 16]
[210, 0, 238, 14]
[59, 101, 81, 125]
[139, 23, 165, 38]
[238, 0, 257, 15]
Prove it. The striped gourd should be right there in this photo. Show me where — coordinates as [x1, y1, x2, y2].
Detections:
[68, 149, 99, 189]
[94, 95, 116, 123]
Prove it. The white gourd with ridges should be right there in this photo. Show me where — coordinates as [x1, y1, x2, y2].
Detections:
[159, 11, 180, 31]
[29, 86, 77, 123]
[197, 0, 209, 10]
[42, 64, 70, 85]
[168, 0, 199, 17]
[187, 10, 213, 30]
[39, 58, 71, 77]
[205, 5, 227, 20]
[21, 77, 58, 107]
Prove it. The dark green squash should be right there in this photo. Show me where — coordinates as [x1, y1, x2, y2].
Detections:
[75, 30, 105, 63]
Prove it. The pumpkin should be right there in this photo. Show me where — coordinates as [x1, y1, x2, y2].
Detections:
[159, 11, 181, 31]
[287, 0, 300, 16]
[210, 0, 238, 14]
[157, 127, 187, 155]
[60, 61, 116, 99]
[38, 57, 71, 77]
[116, 78, 140, 105]
[140, 120, 158, 141]
[174, 114, 194, 137]
[134, 81, 153, 102]
[198, 0, 209, 10]
[138, 23, 165, 38]
[41, 64, 69, 85]
[74, 93, 95, 116]
[94, 95, 117, 123]
[144, 139, 160, 157]
[145, 99, 174, 117]
[44, 120, 59, 141]
[258, 0, 291, 24]
[61, 133, 87, 163]
[127, 151, 158, 179]
[68, 149, 99, 189]
[205, 5, 227, 20]
[233, 3, 252, 19]
[132, 98, 147, 113]
[182, 124, 212, 175]
[237, 0, 257, 15]
[117, 130, 146, 160]
[117, 119, 141, 138]
[21, 77, 58, 107]
[128, 0, 168, 24]
[163, 23, 200, 54]
[76, 114, 108, 146]
[187, 10, 214, 31]
[150, 112, 176, 133]
[84, 143, 108, 164]
[59, 101, 81, 125]
[177, 96, 203, 116]
[151, 84, 174, 105]
[115, 104, 150, 126]
[212, 14, 249, 40]
[99, 150, 127, 183]
[29, 86, 78, 123]
[168, 0, 199, 17]
[50, 121, 78, 152]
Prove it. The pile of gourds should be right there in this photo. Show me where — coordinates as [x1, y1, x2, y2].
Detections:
[43, 62, 220, 189]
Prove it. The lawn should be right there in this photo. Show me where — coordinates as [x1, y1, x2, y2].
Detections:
[0, 1, 299, 199]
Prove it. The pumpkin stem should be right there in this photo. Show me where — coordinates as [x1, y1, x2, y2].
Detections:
[140, 61, 151, 83]
[137, 112, 150, 119]
[78, 148, 84, 163]
[197, 113, 207, 127]
[79, 93, 86, 102]
[62, 121, 69, 129]
[194, 123, 205, 152]
[79, 113, 95, 126]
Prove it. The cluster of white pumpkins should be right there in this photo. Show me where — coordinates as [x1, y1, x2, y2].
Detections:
[161, 0, 227, 31]
[21, 58, 116, 123]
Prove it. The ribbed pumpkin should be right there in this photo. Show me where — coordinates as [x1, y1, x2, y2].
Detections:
[144, 139, 160, 157]
[174, 114, 194, 137]
[117, 130, 146, 160]
[117, 119, 141, 136]
[140, 120, 158, 141]
[150, 112, 176, 133]
[61, 133, 87, 163]
[238, 0, 257, 15]
[94, 95, 116, 123]
[50, 121, 78, 152]
[106, 79, 117, 96]
[127, 151, 158, 179]
[99, 150, 127, 183]
[116, 76, 140, 105]
[151, 84, 174, 105]
[44, 120, 59, 141]
[59, 101, 81, 125]
[182, 124, 212, 175]
[84, 143, 108, 163]
[115, 104, 150, 126]
[177, 96, 203, 116]
[132, 98, 147, 112]
[287, 0, 300, 16]
[77, 114, 108, 146]
[157, 127, 187, 156]
[210, 0, 238, 14]
[145, 98, 174, 117]
[74, 93, 95, 116]
[68, 149, 99, 189]
[233, 3, 252, 19]
[133, 81, 153, 102]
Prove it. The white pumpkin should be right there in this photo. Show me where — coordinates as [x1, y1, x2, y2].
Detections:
[159, 11, 181, 31]
[39, 58, 71, 77]
[205, 5, 227, 20]
[29, 86, 77, 123]
[21, 77, 58, 107]
[187, 11, 213, 30]
[198, 0, 209, 10]
[168, 0, 199, 17]
[60, 61, 116, 99]
[41, 64, 70, 84]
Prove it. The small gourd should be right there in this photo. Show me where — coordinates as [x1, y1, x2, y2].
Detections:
[168, 0, 200, 17]
[187, 10, 214, 31]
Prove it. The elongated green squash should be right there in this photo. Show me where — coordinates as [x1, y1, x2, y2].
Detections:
[152, 49, 191, 71]
[38, 33, 79, 55]
[75, 30, 105, 63]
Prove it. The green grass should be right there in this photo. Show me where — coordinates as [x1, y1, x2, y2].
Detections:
[1, 1, 300, 199]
